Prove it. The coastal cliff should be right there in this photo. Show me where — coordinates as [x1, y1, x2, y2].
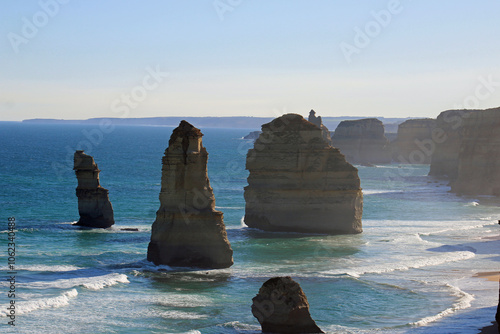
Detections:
[331, 118, 391, 165]
[73, 151, 114, 228]
[244, 114, 363, 234]
[147, 121, 233, 268]
[451, 107, 500, 196]
[429, 109, 477, 179]
[392, 118, 436, 164]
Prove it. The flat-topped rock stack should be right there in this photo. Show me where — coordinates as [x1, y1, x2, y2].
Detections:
[331, 118, 391, 165]
[392, 118, 437, 164]
[147, 121, 233, 268]
[244, 114, 363, 234]
[73, 151, 114, 228]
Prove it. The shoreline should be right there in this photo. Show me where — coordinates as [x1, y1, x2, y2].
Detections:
[475, 272, 499, 333]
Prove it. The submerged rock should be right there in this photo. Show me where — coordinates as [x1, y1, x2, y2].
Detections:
[147, 121, 233, 268]
[73, 150, 114, 228]
[244, 114, 363, 234]
[331, 118, 391, 165]
[452, 107, 500, 196]
[392, 118, 436, 164]
[252, 276, 324, 333]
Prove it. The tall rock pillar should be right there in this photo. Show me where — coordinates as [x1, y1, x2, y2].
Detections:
[74, 150, 114, 228]
[147, 121, 233, 268]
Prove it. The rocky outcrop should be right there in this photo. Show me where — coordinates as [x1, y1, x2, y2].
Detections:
[147, 121, 233, 268]
[392, 118, 436, 164]
[243, 131, 262, 141]
[308, 109, 332, 145]
[252, 276, 324, 334]
[244, 114, 363, 234]
[73, 151, 114, 228]
[451, 107, 500, 196]
[331, 118, 391, 165]
[429, 109, 478, 179]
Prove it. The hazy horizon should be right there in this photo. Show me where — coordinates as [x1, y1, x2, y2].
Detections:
[2, 1, 500, 121]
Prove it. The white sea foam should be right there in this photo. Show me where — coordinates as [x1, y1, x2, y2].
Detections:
[215, 206, 245, 210]
[159, 310, 207, 319]
[419, 222, 491, 236]
[154, 294, 213, 308]
[22, 273, 129, 290]
[411, 284, 474, 326]
[15, 265, 82, 272]
[0, 289, 78, 316]
[240, 216, 247, 228]
[322, 251, 475, 278]
[363, 190, 401, 195]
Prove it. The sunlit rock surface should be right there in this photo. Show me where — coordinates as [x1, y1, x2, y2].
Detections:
[244, 114, 363, 234]
[147, 121, 233, 268]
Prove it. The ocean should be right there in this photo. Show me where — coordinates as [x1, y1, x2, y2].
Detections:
[0, 122, 498, 333]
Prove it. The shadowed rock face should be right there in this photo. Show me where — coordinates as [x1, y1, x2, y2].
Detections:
[429, 109, 479, 179]
[392, 118, 437, 164]
[332, 118, 391, 165]
[244, 114, 363, 234]
[252, 276, 324, 334]
[73, 151, 114, 228]
[147, 121, 233, 268]
[452, 107, 500, 196]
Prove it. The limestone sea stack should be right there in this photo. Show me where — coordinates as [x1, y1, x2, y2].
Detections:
[392, 118, 436, 164]
[308, 109, 332, 145]
[429, 109, 478, 179]
[73, 150, 114, 228]
[244, 114, 363, 234]
[451, 107, 500, 196]
[252, 276, 324, 333]
[147, 121, 233, 268]
[331, 118, 391, 165]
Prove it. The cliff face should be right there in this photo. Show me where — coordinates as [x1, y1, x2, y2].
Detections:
[147, 121, 233, 268]
[392, 119, 436, 164]
[73, 151, 114, 228]
[452, 108, 500, 196]
[429, 109, 477, 179]
[331, 118, 391, 165]
[244, 114, 363, 234]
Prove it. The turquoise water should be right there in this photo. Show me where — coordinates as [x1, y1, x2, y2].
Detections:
[0, 122, 499, 333]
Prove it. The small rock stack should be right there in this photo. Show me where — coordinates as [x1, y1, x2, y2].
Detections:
[74, 150, 114, 228]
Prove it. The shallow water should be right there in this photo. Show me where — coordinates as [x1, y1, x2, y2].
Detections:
[0, 122, 498, 333]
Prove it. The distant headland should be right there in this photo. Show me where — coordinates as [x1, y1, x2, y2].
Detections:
[21, 116, 411, 131]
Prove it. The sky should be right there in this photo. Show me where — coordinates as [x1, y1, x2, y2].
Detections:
[1, 0, 500, 121]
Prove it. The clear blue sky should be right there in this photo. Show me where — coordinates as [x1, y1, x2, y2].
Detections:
[1, 0, 500, 121]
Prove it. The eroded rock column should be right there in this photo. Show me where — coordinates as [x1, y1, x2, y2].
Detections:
[147, 121, 233, 268]
[74, 150, 114, 228]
